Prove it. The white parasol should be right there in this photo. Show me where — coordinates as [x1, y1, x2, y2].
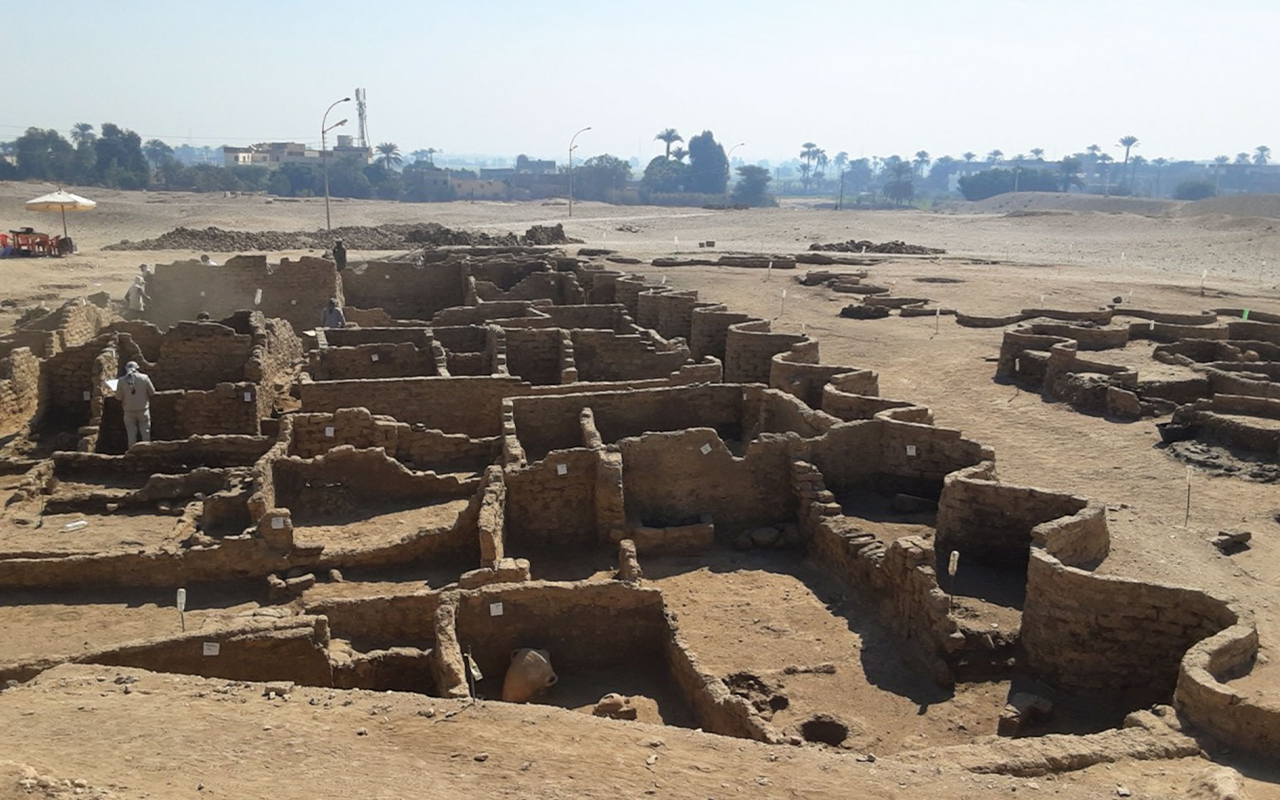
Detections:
[24, 189, 97, 239]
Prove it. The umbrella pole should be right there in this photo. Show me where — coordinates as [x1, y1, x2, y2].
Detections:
[61, 207, 68, 240]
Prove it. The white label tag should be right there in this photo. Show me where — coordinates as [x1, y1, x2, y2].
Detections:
[700, 443, 712, 455]
[271, 517, 284, 529]
[325, 426, 335, 437]
[244, 392, 253, 402]
[200, 290, 206, 297]
[203, 642, 220, 657]
[489, 602, 504, 617]
[253, 289, 262, 306]
[906, 445, 917, 457]
[83, 391, 91, 401]
[556, 463, 568, 476]
[371, 353, 379, 362]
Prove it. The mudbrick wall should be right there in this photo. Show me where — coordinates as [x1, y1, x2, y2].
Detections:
[935, 463, 1092, 568]
[510, 385, 746, 462]
[0, 348, 46, 437]
[148, 256, 339, 332]
[287, 407, 499, 473]
[299, 375, 530, 437]
[1176, 624, 1280, 758]
[620, 429, 795, 531]
[1021, 547, 1240, 704]
[724, 321, 810, 384]
[503, 448, 600, 548]
[453, 581, 668, 694]
[690, 304, 753, 362]
[150, 322, 253, 389]
[310, 342, 438, 380]
[341, 260, 466, 321]
[570, 329, 690, 382]
[504, 327, 565, 386]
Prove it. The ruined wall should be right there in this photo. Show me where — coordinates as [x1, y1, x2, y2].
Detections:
[504, 327, 564, 386]
[0, 299, 116, 360]
[724, 321, 809, 384]
[41, 333, 114, 433]
[1022, 549, 1239, 702]
[511, 385, 745, 462]
[341, 261, 466, 321]
[935, 463, 1091, 567]
[620, 429, 795, 531]
[0, 348, 47, 437]
[272, 446, 479, 513]
[503, 449, 599, 548]
[541, 304, 633, 333]
[287, 407, 499, 472]
[311, 342, 437, 380]
[1176, 624, 1280, 758]
[299, 375, 530, 437]
[755, 387, 839, 439]
[151, 322, 252, 389]
[99, 382, 263, 451]
[148, 256, 338, 332]
[433, 326, 492, 376]
[690, 304, 753, 362]
[875, 410, 991, 495]
[432, 301, 542, 327]
[570, 329, 690, 382]
[453, 581, 669, 697]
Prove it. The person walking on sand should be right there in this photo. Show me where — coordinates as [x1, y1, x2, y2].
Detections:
[321, 297, 346, 328]
[114, 361, 156, 447]
[332, 238, 347, 271]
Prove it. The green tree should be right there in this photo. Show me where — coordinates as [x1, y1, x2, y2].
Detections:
[913, 150, 931, 176]
[731, 165, 774, 207]
[641, 155, 686, 195]
[1118, 135, 1139, 185]
[986, 149, 1003, 164]
[93, 123, 149, 188]
[573, 154, 632, 201]
[375, 142, 402, 172]
[1174, 179, 1215, 200]
[1234, 152, 1251, 165]
[962, 151, 976, 163]
[883, 160, 914, 205]
[958, 168, 1060, 201]
[670, 145, 687, 163]
[686, 131, 728, 194]
[1151, 157, 1169, 196]
[1059, 157, 1084, 192]
[143, 138, 173, 166]
[654, 128, 683, 160]
[1254, 146, 1271, 166]
[69, 123, 95, 147]
[799, 142, 819, 192]
[1030, 148, 1045, 161]
[14, 128, 76, 181]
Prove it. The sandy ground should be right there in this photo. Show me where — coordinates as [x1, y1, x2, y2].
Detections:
[2, 182, 1280, 797]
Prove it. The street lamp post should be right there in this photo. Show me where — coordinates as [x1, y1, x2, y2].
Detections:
[568, 126, 592, 218]
[725, 142, 745, 202]
[321, 96, 351, 233]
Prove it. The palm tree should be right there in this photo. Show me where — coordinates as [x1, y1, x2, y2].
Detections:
[1234, 152, 1251, 165]
[143, 139, 173, 166]
[69, 123, 95, 146]
[375, 142, 402, 172]
[654, 128, 682, 160]
[1059, 157, 1084, 193]
[962, 151, 976, 163]
[799, 142, 820, 192]
[1099, 153, 1115, 195]
[1254, 146, 1271, 166]
[1213, 155, 1230, 193]
[986, 149, 1003, 164]
[1118, 135, 1139, 184]
[670, 146, 687, 163]
[884, 160, 915, 206]
[1151, 157, 1169, 196]
[833, 151, 849, 176]
[913, 150, 930, 176]
[814, 149, 829, 187]
[1129, 155, 1147, 195]
[1030, 148, 1045, 161]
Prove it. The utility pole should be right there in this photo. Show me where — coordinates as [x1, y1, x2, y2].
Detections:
[568, 126, 591, 218]
[321, 96, 351, 233]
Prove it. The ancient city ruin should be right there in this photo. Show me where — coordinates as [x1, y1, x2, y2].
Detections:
[0, 243, 1275, 773]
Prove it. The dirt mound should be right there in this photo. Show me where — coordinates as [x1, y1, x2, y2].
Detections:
[1179, 194, 1280, 219]
[105, 223, 576, 252]
[810, 239, 945, 255]
[950, 191, 1180, 216]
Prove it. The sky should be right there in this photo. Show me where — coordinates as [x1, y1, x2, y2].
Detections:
[3, 0, 1277, 167]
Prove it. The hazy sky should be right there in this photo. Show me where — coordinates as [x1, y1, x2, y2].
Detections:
[4, 0, 1277, 166]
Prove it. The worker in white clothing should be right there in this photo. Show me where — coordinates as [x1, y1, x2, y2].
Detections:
[114, 361, 157, 447]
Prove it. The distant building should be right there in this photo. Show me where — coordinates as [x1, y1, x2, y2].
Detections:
[222, 135, 370, 170]
[516, 154, 556, 175]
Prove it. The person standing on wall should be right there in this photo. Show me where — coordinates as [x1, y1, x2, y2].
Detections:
[321, 297, 346, 328]
[114, 361, 156, 447]
[333, 238, 347, 271]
